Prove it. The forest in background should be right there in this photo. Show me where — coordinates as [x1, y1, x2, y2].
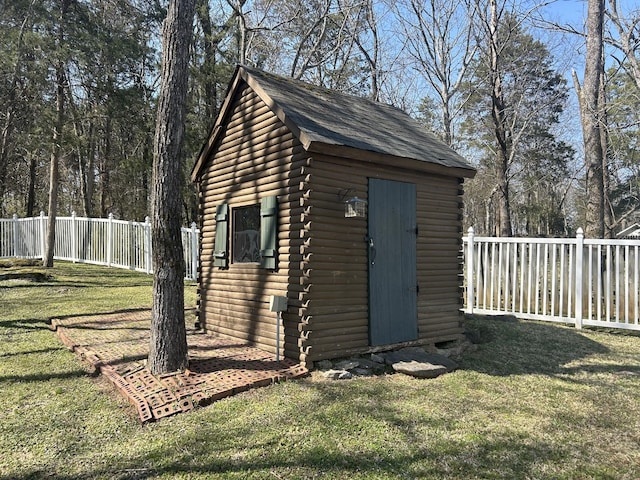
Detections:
[1, 0, 638, 237]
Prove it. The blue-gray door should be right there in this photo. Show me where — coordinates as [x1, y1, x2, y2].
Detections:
[368, 178, 418, 346]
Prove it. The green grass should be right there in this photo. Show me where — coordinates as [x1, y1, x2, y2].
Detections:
[2, 261, 640, 479]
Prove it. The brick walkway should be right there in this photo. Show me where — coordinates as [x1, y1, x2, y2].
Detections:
[51, 310, 307, 423]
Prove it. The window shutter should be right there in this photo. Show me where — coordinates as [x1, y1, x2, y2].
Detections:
[213, 203, 229, 268]
[260, 196, 278, 269]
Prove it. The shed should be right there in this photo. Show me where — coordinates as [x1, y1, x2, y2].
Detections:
[617, 224, 640, 239]
[191, 65, 476, 366]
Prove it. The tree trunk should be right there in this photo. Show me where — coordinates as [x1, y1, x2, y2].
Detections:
[148, 0, 196, 375]
[582, 0, 605, 238]
[44, 1, 68, 268]
[488, 0, 512, 237]
[26, 154, 36, 217]
[68, 90, 94, 218]
[196, 0, 217, 120]
[99, 117, 111, 216]
[599, 69, 613, 238]
[83, 120, 95, 217]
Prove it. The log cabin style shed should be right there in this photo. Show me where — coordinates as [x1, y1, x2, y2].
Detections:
[191, 65, 476, 366]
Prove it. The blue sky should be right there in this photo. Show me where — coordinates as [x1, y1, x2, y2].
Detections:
[542, 0, 640, 31]
[542, 0, 587, 26]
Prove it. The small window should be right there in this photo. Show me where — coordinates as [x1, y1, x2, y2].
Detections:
[232, 205, 261, 263]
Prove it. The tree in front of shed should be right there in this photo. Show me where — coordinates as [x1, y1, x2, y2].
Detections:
[148, 0, 196, 375]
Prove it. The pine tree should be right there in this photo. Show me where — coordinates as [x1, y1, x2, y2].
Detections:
[148, 0, 196, 375]
[461, 12, 574, 236]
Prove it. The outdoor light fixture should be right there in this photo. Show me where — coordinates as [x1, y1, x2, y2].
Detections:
[344, 196, 367, 218]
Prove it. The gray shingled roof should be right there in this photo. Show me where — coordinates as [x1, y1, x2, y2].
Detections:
[243, 66, 475, 174]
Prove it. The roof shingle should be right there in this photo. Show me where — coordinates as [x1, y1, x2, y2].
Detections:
[242, 67, 474, 173]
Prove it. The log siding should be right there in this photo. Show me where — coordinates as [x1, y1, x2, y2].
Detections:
[299, 154, 464, 362]
[197, 82, 308, 359]
[193, 67, 474, 365]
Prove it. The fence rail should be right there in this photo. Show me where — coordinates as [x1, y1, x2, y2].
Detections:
[463, 228, 640, 331]
[0, 213, 199, 281]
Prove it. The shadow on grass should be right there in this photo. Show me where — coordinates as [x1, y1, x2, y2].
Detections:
[0, 309, 151, 332]
[461, 314, 616, 377]
[50, 307, 152, 325]
[0, 369, 90, 384]
[0, 318, 47, 331]
[0, 262, 154, 291]
[0, 346, 63, 358]
[0, 371, 596, 480]
[0, 280, 153, 290]
[0, 436, 571, 480]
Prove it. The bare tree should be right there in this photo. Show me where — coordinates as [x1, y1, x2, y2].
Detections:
[607, 0, 640, 90]
[581, 0, 606, 237]
[340, 0, 382, 101]
[225, 0, 249, 64]
[148, 0, 196, 375]
[396, 0, 476, 146]
[471, 0, 513, 236]
[605, 0, 640, 230]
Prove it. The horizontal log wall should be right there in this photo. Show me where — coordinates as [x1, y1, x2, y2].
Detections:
[302, 153, 465, 362]
[197, 82, 306, 360]
[197, 80, 467, 365]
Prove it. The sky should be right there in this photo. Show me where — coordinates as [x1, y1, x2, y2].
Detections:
[542, 0, 588, 26]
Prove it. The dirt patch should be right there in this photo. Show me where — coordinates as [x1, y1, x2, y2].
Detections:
[0, 271, 52, 282]
[0, 258, 42, 268]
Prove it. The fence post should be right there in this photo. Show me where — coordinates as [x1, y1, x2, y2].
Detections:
[575, 228, 584, 329]
[107, 213, 113, 267]
[191, 221, 198, 281]
[12, 214, 19, 257]
[71, 211, 77, 263]
[12, 213, 19, 257]
[144, 216, 151, 274]
[466, 227, 475, 314]
[39, 211, 46, 261]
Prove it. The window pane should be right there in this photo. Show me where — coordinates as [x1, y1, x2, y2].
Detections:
[232, 205, 261, 263]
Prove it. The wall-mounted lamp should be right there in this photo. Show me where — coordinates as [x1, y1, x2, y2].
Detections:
[344, 196, 367, 218]
[339, 188, 367, 218]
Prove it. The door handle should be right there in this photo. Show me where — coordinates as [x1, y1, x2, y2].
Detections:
[368, 237, 376, 265]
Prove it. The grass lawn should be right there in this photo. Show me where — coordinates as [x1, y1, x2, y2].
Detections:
[1, 261, 640, 479]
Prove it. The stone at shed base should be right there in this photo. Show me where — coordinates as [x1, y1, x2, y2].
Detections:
[370, 353, 385, 364]
[382, 347, 458, 372]
[316, 359, 333, 370]
[392, 361, 448, 379]
[322, 369, 352, 380]
[334, 359, 360, 370]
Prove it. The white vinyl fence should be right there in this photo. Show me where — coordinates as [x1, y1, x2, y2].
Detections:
[0, 213, 199, 281]
[463, 228, 640, 331]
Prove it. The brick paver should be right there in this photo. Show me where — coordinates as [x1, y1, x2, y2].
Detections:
[51, 310, 307, 423]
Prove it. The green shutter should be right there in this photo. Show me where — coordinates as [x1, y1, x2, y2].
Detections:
[260, 196, 278, 269]
[213, 203, 229, 268]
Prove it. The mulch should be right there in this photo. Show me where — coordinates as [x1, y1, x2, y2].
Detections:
[50, 310, 307, 423]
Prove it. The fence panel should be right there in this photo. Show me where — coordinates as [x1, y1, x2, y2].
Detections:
[464, 228, 640, 331]
[0, 215, 44, 258]
[0, 213, 198, 281]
